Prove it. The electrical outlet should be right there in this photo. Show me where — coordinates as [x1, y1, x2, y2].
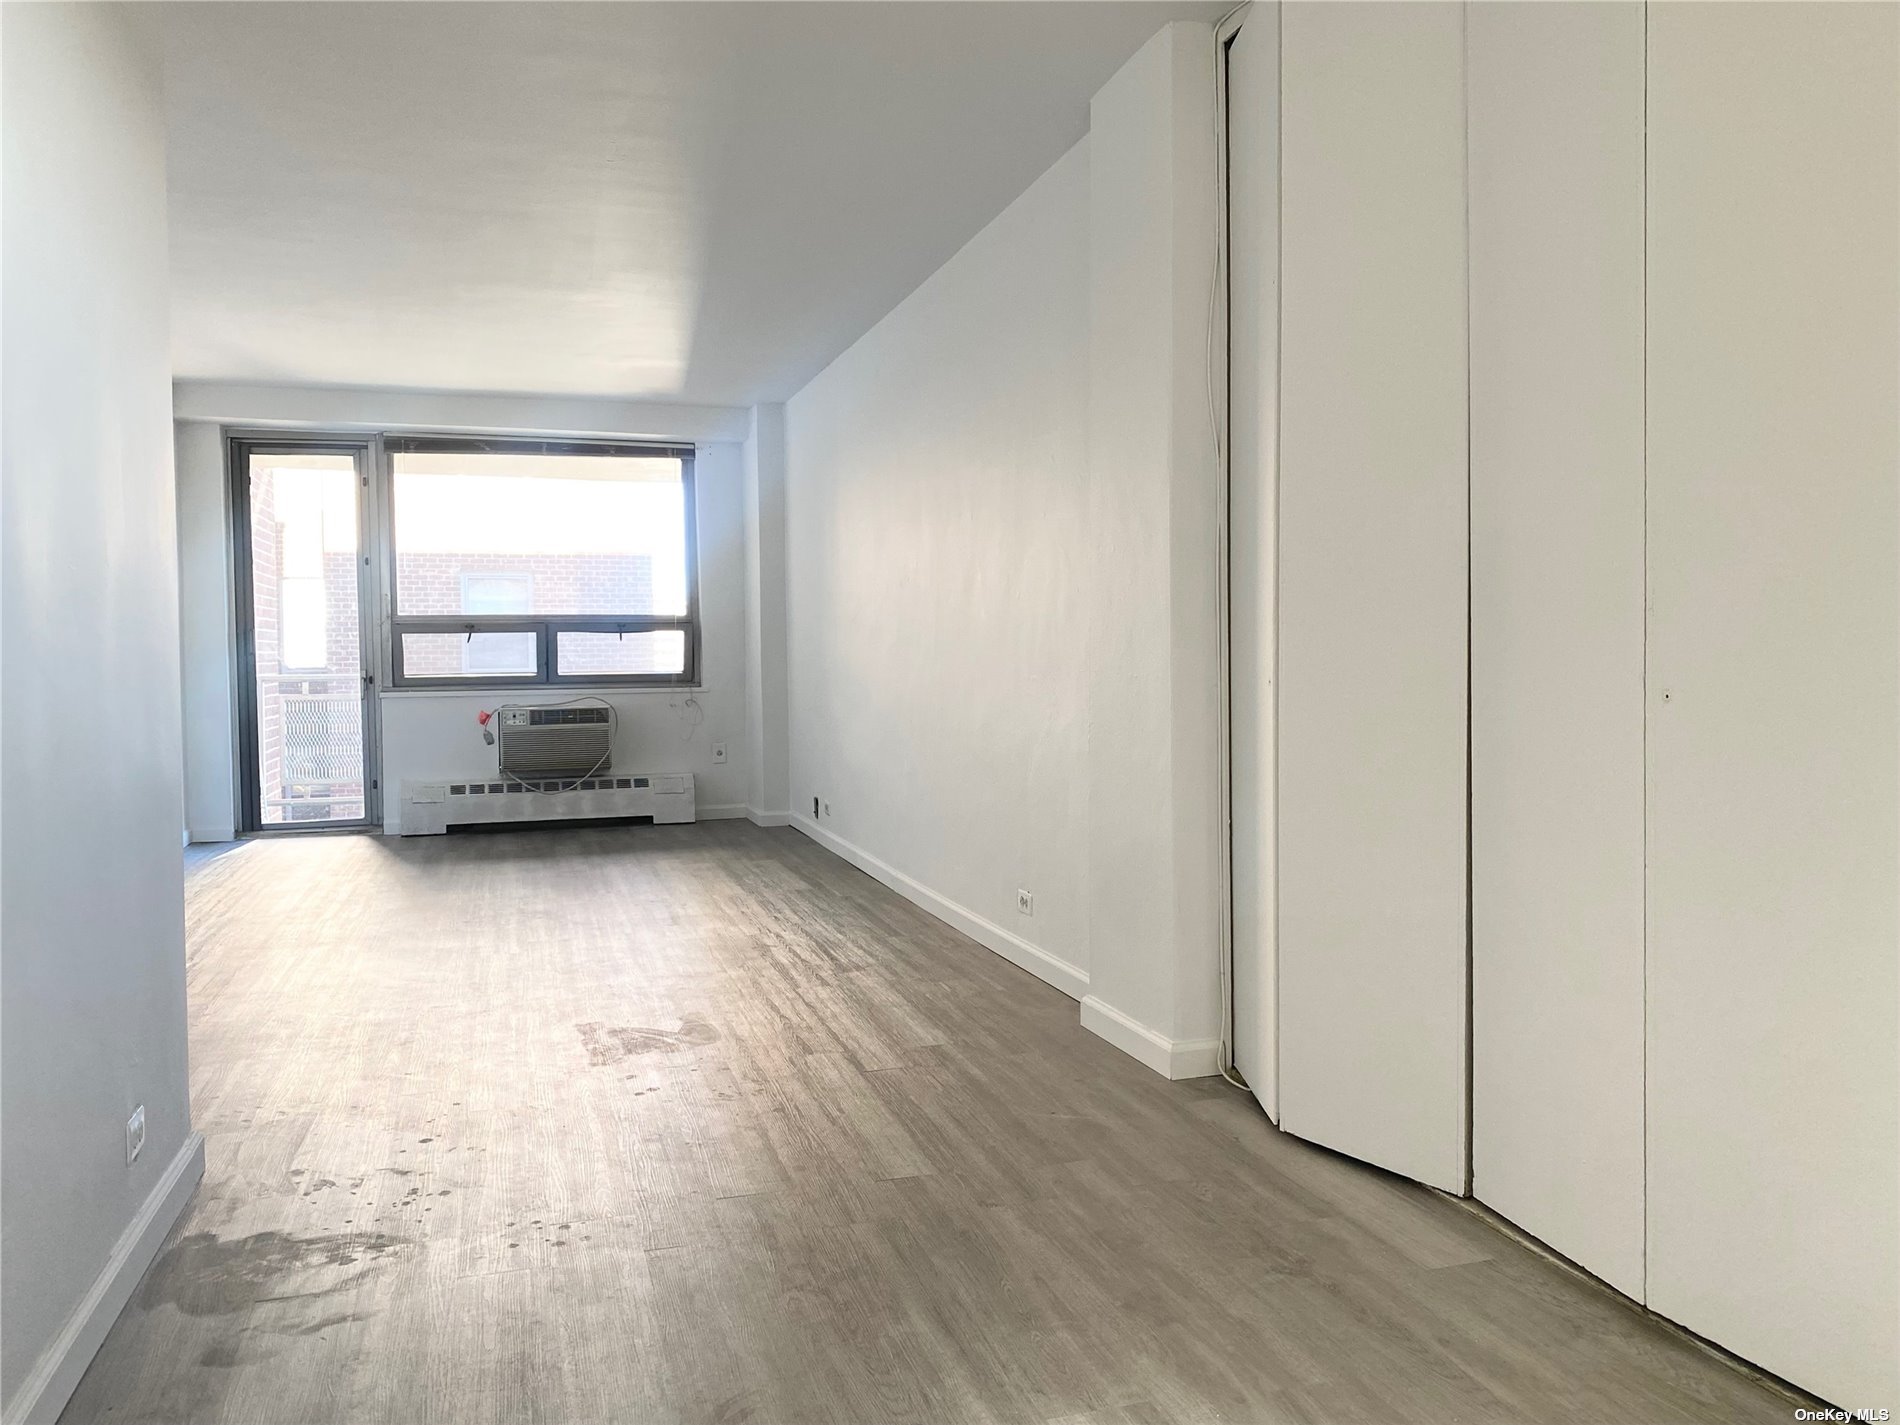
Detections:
[823, 800, 832, 817]
[1016, 889, 1034, 916]
[712, 742, 728, 764]
[125, 1105, 145, 1166]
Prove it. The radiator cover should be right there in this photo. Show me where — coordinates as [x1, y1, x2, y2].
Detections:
[399, 774, 695, 835]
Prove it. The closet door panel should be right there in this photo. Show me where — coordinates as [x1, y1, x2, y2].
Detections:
[1646, 3, 1899, 1405]
[1277, 0, 1468, 1191]
[1467, 1, 1646, 1300]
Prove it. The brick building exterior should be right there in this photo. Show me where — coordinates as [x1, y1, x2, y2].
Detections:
[393, 552, 658, 676]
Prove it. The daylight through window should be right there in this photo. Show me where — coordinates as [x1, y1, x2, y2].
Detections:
[387, 438, 697, 687]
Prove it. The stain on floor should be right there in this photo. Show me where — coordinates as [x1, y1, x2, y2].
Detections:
[138, 1230, 407, 1319]
[576, 1014, 718, 1064]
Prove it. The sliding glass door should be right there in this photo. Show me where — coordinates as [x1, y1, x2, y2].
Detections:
[232, 438, 378, 830]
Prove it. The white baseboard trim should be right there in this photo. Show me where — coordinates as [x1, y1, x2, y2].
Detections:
[186, 827, 235, 845]
[745, 808, 791, 828]
[697, 803, 750, 821]
[789, 814, 1088, 1001]
[5, 1131, 205, 1425]
[1080, 996, 1220, 1080]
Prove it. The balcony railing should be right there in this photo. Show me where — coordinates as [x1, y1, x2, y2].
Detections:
[258, 675, 363, 817]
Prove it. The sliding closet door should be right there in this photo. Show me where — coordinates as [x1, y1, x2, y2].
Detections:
[1276, 1, 1468, 1192]
[1226, 7, 1278, 1118]
[1647, 3, 1899, 1406]
[1466, 3, 1646, 1299]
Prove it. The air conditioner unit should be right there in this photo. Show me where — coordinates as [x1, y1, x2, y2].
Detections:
[498, 705, 611, 779]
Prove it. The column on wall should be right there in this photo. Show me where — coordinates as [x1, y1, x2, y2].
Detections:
[743, 403, 790, 824]
[1081, 20, 1223, 1079]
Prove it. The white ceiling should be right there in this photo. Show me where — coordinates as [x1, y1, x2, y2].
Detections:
[141, 2, 1222, 407]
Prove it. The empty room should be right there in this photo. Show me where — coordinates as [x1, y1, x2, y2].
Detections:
[3, 2, 1896, 1423]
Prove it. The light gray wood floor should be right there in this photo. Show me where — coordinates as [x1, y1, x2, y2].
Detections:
[63, 822, 1794, 1424]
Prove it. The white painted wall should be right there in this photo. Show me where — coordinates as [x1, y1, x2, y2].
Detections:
[1466, 2, 1647, 1300]
[1, 7, 204, 1419]
[1275, 1, 1469, 1193]
[171, 399, 753, 836]
[1645, 4, 1899, 1406]
[1082, 21, 1223, 1077]
[779, 18, 1222, 1076]
[176, 421, 239, 841]
[1226, 7, 1279, 1117]
[743, 404, 790, 822]
[785, 137, 1093, 997]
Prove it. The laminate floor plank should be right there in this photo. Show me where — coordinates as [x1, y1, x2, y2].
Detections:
[58, 823, 1794, 1424]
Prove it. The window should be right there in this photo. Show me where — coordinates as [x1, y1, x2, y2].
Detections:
[387, 437, 698, 687]
[458, 574, 534, 674]
[274, 469, 339, 671]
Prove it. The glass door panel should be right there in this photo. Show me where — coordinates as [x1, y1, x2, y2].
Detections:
[241, 448, 371, 827]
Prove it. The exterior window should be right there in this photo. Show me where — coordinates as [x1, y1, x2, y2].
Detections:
[387, 437, 697, 687]
[458, 574, 535, 674]
[279, 578, 327, 671]
[275, 472, 335, 671]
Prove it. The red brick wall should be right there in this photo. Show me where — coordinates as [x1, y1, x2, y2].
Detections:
[392, 553, 674, 676]
[394, 552, 654, 618]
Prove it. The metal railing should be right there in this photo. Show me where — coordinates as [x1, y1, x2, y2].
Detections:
[258, 675, 363, 815]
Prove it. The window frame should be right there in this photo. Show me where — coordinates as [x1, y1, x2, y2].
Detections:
[383, 435, 700, 690]
[226, 432, 382, 834]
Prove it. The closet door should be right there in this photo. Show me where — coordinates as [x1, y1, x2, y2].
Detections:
[1646, 3, 1899, 1405]
[1276, 1, 1468, 1192]
[1227, 7, 1278, 1118]
[1466, 2, 1646, 1299]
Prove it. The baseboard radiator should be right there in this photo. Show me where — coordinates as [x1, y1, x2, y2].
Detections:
[399, 774, 695, 835]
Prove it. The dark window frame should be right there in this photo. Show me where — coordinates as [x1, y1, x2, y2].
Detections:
[384, 436, 700, 690]
[227, 432, 382, 834]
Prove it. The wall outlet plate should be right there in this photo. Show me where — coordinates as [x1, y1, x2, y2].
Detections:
[823, 800, 832, 817]
[712, 742, 728, 764]
[126, 1105, 145, 1166]
[1016, 889, 1034, 916]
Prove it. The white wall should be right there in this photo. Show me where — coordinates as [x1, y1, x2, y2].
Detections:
[780, 19, 1222, 1077]
[1275, 0, 1469, 1193]
[1467, 1, 1647, 1301]
[170, 396, 754, 836]
[743, 403, 790, 822]
[1082, 20, 1223, 1076]
[1, 7, 204, 1420]
[1645, 3, 1899, 1405]
[176, 421, 238, 841]
[785, 137, 1093, 998]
